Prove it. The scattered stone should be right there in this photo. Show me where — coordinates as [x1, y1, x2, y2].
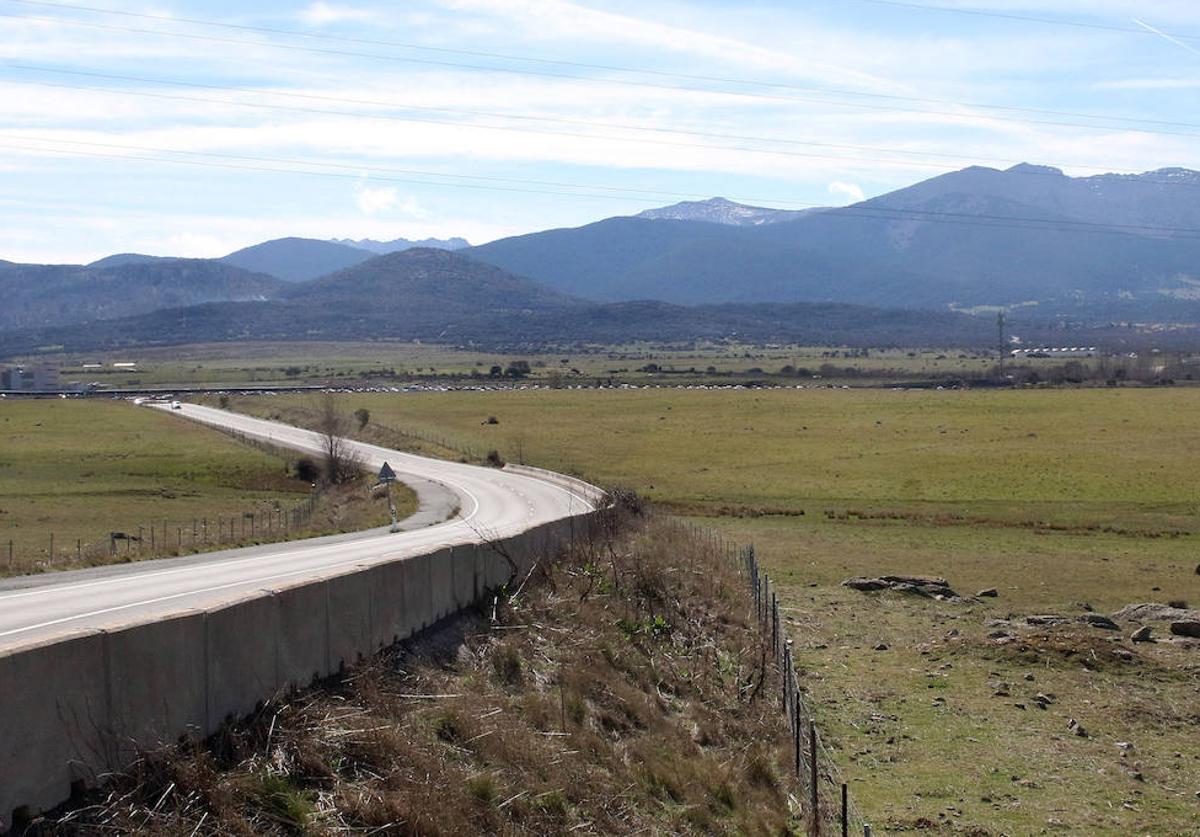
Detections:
[1027, 614, 1070, 626]
[1067, 719, 1088, 738]
[873, 642, 890, 651]
[1170, 620, 1200, 638]
[1113, 602, 1200, 623]
[1116, 741, 1134, 751]
[978, 587, 999, 597]
[842, 574, 966, 600]
[1130, 625, 1154, 643]
[1112, 648, 1134, 661]
[1023, 673, 1036, 681]
[988, 629, 1011, 639]
[993, 685, 1011, 697]
[1014, 703, 1026, 710]
[1035, 692, 1056, 706]
[1077, 614, 1120, 630]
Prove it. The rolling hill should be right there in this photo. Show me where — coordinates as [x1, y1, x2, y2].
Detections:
[220, 237, 374, 282]
[0, 249, 996, 355]
[0, 259, 283, 331]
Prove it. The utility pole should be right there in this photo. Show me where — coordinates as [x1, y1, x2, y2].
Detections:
[997, 311, 1006, 380]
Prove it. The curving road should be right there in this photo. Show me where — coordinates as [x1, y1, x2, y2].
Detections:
[0, 403, 602, 654]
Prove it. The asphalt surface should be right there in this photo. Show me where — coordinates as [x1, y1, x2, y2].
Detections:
[0, 403, 601, 654]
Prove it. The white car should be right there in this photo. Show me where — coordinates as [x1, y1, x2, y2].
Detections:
[171, 400, 182, 410]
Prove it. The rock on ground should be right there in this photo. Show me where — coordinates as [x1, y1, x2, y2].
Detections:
[842, 575, 966, 600]
[1112, 603, 1200, 623]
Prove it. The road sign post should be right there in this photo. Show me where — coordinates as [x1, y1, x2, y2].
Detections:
[378, 462, 400, 532]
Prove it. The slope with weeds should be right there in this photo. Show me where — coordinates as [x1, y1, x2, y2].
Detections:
[36, 505, 798, 835]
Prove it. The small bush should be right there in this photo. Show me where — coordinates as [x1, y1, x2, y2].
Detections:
[1167, 599, 1189, 609]
[565, 693, 587, 725]
[433, 711, 461, 743]
[353, 407, 370, 430]
[218, 394, 230, 409]
[252, 774, 314, 830]
[468, 774, 497, 803]
[492, 642, 523, 685]
[294, 457, 320, 483]
[486, 449, 505, 468]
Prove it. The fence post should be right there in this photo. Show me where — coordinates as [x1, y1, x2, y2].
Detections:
[76, 538, 81, 562]
[49, 532, 55, 564]
[149, 525, 155, 551]
[771, 591, 778, 657]
[810, 719, 819, 836]
[863, 826, 871, 837]
[794, 703, 802, 778]
[841, 783, 848, 837]
[7, 539, 12, 569]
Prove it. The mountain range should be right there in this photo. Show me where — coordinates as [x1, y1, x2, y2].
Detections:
[4, 162, 1200, 356]
[0, 248, 994, 356]
[469, 164, 1200, 315]
[330, 235, 469, 254]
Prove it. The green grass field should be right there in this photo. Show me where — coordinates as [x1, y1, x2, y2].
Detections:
[223, 386, 1200, 834]
[0, 399, 408, 574]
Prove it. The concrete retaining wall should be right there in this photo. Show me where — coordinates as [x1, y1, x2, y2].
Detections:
[0, 511, 598, 832]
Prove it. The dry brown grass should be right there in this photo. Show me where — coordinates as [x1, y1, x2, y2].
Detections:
[36, 509, 802, 835]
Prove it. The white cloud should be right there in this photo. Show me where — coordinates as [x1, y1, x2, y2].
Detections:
[828, 181, 865, 204]
[355, 182, 428, 217]
[299, 2, 375, 25]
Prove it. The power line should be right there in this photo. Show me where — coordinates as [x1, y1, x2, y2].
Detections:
[4, 6, 1200, 140]
[8, 67, 1200, 194]
[10, 135, 1200, 241]
[0, 133, 815, 206]
[848, 0, 1200, 42]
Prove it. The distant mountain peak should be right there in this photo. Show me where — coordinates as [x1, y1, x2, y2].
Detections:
[1006, 163, 1065, 176]
[331, 235, 469, 255]
[635, 197, 822, 226]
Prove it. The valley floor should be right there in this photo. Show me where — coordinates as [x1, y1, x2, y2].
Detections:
[217, 386, 1200, 833]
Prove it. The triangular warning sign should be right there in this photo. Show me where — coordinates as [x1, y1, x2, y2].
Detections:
[378, 462, 397, 483]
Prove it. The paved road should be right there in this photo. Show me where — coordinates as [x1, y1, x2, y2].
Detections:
[0, 403, 601, 654]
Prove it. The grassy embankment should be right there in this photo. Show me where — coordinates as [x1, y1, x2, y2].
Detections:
[222, 387, 1200, 835]
[44, 511, 801, 835]
[0, 400, 411, 576]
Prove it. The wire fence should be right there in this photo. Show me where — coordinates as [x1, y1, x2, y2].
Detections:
[740, 541, 875, 836]
[3, 422, 330, 576]
[2, 485, 327, 575]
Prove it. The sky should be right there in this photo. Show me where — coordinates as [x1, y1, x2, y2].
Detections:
[2, 0, 1200, 262]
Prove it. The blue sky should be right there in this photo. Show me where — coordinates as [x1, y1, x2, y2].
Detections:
[3, 0, 1199, 262]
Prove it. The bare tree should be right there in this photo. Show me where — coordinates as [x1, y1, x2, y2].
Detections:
[314, 393, 364, 484]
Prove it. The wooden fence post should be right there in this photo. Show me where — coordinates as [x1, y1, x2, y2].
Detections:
[841, 783, 848, 837]
[810, 718, 819, 836]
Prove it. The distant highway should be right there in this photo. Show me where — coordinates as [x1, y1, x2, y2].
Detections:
[0, 403, 602, 653]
